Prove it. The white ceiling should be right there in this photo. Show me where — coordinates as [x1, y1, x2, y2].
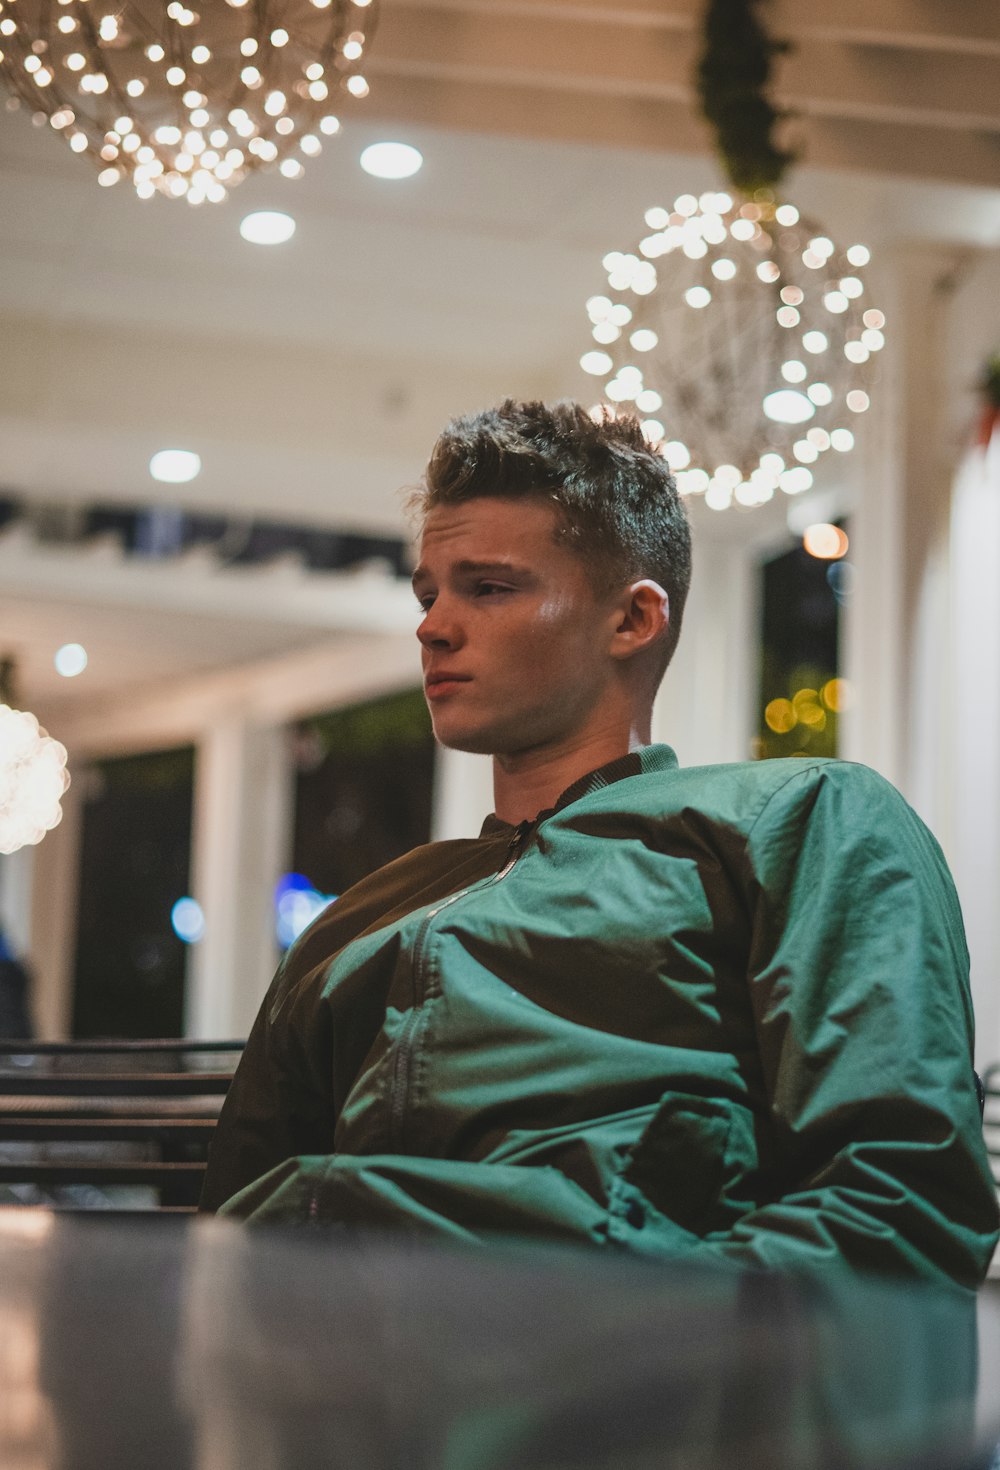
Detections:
[0, 590, 341, 711]
[1, 2, 999, 716]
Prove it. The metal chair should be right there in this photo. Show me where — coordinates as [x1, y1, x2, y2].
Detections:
[0, 1038, 243, 1212]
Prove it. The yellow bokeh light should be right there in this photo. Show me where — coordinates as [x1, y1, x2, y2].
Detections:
[765, 698, 796, 734]
[791, 688, 826, 728]
[821, 678, 853, 712]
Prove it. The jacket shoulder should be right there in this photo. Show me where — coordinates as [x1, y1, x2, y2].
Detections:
[636, 755, 903, 835]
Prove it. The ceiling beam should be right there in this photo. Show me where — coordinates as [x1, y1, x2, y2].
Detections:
[776, 41, 1000, 133]
[364, 70, 1000, 190]
[386, 0, 700, 28]
[371, 7, 1000, 132]
[386, 0, 1000, 55]
[0, 526, 418, 632]
[775, 0, 1000, 57]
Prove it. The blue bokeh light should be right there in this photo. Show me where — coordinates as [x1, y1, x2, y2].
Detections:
[274, 873, 336, 949]
[171, 897, 206, 944]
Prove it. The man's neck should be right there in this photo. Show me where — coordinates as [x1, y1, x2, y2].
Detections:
[491, 724, 651, 825]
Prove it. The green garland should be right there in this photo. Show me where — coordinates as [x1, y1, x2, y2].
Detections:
[696, 0, 794, 195]
[981, 353, 1000, 410]
[0, 657, 15, 708]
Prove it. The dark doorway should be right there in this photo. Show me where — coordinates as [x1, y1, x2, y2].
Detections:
[71, 747, 195, 1038]
[284, 688, 435, 946]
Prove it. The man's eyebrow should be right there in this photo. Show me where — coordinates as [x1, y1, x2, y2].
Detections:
[411, 559, 528, 588]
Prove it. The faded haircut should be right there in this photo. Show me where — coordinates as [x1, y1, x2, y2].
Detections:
[412, 398, 692, 671]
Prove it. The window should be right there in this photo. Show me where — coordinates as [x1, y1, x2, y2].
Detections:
[755, 529, 850, 760]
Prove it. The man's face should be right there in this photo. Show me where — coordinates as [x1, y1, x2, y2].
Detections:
[412, 497, 622, 757]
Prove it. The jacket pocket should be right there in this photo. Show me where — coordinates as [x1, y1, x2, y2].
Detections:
[618, 1093, 757, 1237]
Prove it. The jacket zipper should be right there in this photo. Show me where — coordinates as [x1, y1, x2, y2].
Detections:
[387, 820, 533, 1151]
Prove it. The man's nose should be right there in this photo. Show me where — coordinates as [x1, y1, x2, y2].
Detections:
[417, 598, 463, 650]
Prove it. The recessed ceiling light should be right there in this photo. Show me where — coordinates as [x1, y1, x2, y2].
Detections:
[149, 448, 201, 483]
[54, 643, 88, 678]
[239, 210, 296, 245]
[359, 141, 422, 180]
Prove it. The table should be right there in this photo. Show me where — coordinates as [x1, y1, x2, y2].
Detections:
[1, 1210, 998, 1470]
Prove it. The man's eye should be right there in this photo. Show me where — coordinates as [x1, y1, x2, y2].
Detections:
[475, 582, 512, 597]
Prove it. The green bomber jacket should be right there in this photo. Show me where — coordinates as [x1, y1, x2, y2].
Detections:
[200, 745, 1000, 1286]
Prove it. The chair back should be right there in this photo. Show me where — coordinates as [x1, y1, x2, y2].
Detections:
[0, 1038, 244, 1213]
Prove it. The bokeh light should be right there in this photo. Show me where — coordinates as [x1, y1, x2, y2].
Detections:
[275, 872, 337, 948]
[803, 523, 849, 559]
[171, 896, 206, 943]
[54, 643, 88, 678]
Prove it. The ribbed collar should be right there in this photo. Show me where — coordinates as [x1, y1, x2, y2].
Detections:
[479, 743, 679, 837]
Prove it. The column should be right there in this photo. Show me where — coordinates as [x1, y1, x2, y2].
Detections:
[653, 529, 756, 767]
[186, 717, 293, 1040]
[431, 743, 494, 840]
[25, 778, 83, 1038]
[0, 846, 34, 957]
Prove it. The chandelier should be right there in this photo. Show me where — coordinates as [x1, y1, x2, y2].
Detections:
[0, 0, 379, 204]
[581, 192, 884, 512]
[0, 704, 70, 855]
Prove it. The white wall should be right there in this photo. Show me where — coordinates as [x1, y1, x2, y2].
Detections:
[851, 244, 1000, 1069]
[950, 437, 1000, 1072]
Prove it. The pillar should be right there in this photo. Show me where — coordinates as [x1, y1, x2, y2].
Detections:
[25, 778, 83, 1038]
[431, 744, 494, 840]
[0, 846, 33, 957]
[186, 717, 293, 1039]
[653, 529, 756, 767]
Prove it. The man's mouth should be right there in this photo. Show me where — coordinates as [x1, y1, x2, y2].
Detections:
[424, 672, 472, 698]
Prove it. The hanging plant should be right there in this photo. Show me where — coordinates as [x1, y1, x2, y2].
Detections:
[976, 353, 1000, 446]
[981, 354, 1000, 408]
[696, 0, 794, 194]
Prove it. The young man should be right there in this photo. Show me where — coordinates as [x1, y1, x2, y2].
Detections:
[201, 400, 999, 1286]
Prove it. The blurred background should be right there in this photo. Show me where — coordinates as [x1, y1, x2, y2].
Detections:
[0, 0, 998, 1067]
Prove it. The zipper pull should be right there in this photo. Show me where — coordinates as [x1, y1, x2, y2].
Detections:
[504, 820, 533, 863]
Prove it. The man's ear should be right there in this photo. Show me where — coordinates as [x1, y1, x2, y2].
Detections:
[608, 580, 670, 662]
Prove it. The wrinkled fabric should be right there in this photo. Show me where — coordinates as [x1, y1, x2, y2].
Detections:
[200, 747, 999, 1287]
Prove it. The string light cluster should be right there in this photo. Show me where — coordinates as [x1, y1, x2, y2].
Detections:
[0, 0, 379, 203]
[0, 704, 70, 855]
[580, 193, 885, 511]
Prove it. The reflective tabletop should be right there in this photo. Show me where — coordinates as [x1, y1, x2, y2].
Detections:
[1, 1211, 998, 1470]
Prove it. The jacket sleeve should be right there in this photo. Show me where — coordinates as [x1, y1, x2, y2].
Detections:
[200, 948, 337, 1214]
[687, 761, 998, 1285]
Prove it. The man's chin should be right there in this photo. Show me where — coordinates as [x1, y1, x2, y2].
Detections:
[432, 725, 500, 756]
[429, 711, 512, 757]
